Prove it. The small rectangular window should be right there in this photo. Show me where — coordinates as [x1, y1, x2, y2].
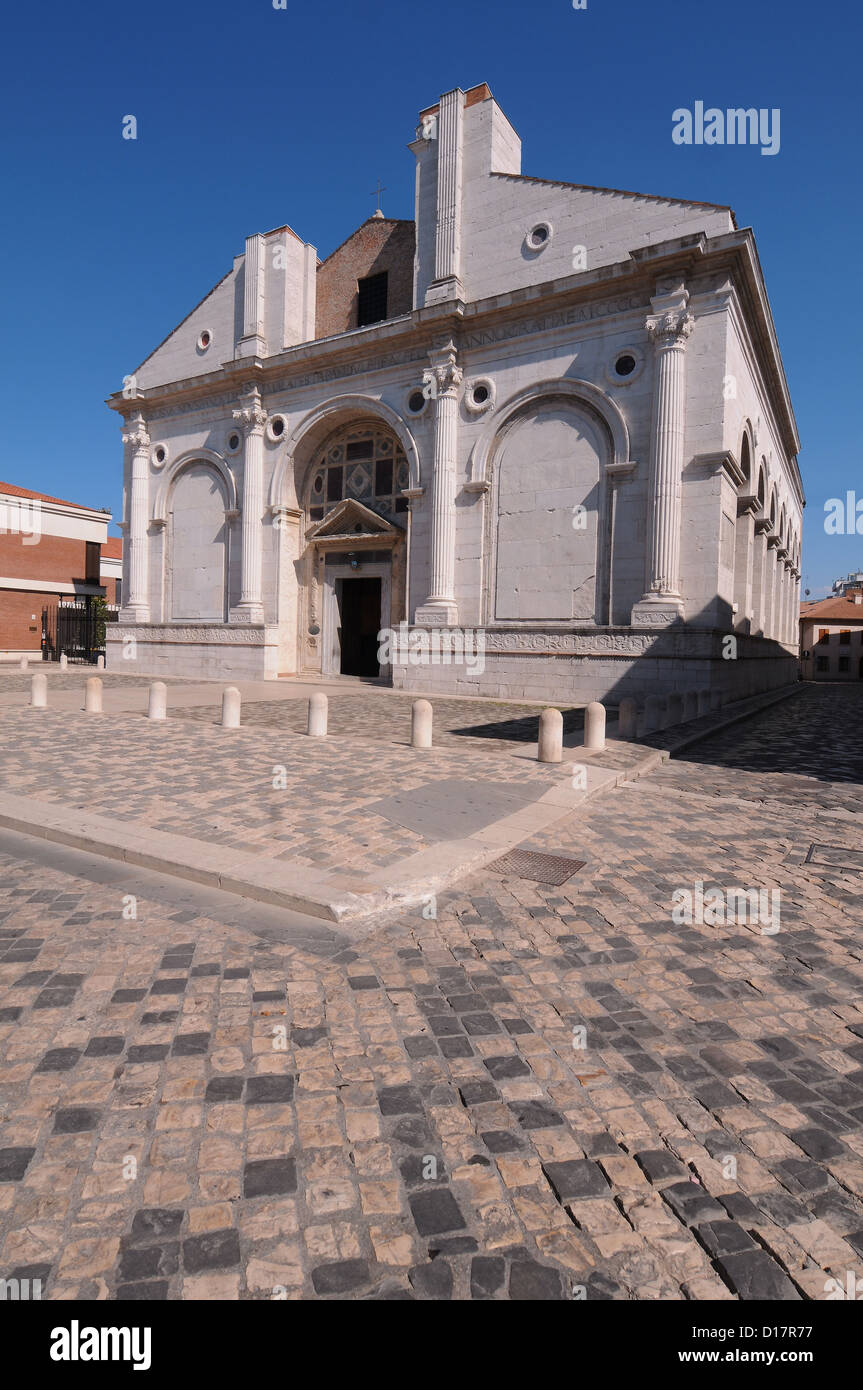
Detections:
[375, 459, 393, 496]
[839, 656, 850, 672]
[840, 630, 851, 645]
[326, 467, 343, 503]
[346, 440, 374, 461]
[357, 272, 388, 327]
[816, 656, 829, 672]
[817, 629, 830, 644]
[85, 541, 100, 584]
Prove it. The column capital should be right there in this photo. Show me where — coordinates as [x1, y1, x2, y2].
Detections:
[122, 415, 150, 452]
[646, 307, 695, 348]
[424, 339, 463, 399]
[233, 392, 268, 436]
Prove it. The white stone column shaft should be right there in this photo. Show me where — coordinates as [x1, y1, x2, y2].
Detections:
[231, 389, 267, 624]
[121, 414, 150, 622]
[416, 341, 462, 625]
[631, 290, 693, 626]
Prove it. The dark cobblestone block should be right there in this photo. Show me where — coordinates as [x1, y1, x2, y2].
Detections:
[130, 1209, 184, 1242]
[483, 1055, 531, 1081]
[470, 1255, 505, 1299]
[312, 1259, 370, 1294]
[183, 1229, 240, 1273]
[378, 1084, 423, 1115]
[246, 1075, 295, 1104]
[348, 976, 380, 991]
[141, 1011, 178, 1025]
[715, 1249, 801, 1300]
[0, 1147, 35, 1181]
[789, 1128, 845, 1160]
[754, 1191, 813, 1226]
[543, 1159, 609, 1201]
[292, 1025, 328, 1047]
[695, 1221, 757, 1258]
[243, 1157, 297, 1198]
[508, 1259, 566, 1300]
[439, 1037, 473, 1059]
[428, 1235, 478, 1256]
[119, 1242, 179, 1281]
[14, 971, 52, 987]
[127, 1045, 170, 1063]
[53, 1108, 99, 1134]
[84, 1036, 125, 1057]
[661, 1181, 727, 1224]
[635, 1149, 688, 1183]
[428, 1016, 464, 1037]
[0, 1007, 22, 1023]
[408, 1260, 453, 1299]
[33, 988, 77, 1009]
[205, 1077, 244, 1103]
[171, 1033, 211, 1057]
[223, 967, 250, 979]
[446, 993, 488, 1013]
[457, 1079, 498, 1105]
[36, 1048, 81, 1072]
[481, 1130, 525, 1154]
[189, 964, 220, 976]
[112, 989, 147, 1003]
[408, 1188, 466, 1236]
[399, 1153, 447, 1187]
[509, 1100, 565, 1130]
[461, 1013, 501, 1036]
[149, 978, 187, 995]
[50, 973, 85, 987]
[404, 1035, 438, 1060]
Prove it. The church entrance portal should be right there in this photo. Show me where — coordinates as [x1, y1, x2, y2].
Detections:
[337, 576, 382, 677]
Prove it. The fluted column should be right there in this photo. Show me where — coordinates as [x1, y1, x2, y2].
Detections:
[230, 387, 267, 624]
[632, 287, 694, 626]
[120, 413, 150, 622]
[415, 339, 462, 625]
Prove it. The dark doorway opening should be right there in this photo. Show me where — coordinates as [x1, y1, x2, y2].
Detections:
[338, 577, 381, 676]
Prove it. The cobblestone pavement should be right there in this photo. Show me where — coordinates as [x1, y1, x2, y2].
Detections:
[0, 683, 861, 1300]
[0, 705, 561, 872]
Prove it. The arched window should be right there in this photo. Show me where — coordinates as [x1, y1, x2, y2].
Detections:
[740, 431, 751, 488]
[306, 423, 410, 523]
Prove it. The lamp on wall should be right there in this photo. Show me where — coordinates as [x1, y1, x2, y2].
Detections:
[348, 551, 360, 570]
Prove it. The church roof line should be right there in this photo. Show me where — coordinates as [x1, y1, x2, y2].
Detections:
[490, 171, 737, 226]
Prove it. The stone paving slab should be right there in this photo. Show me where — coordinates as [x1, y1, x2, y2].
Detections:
[0, 682, 860, 1300]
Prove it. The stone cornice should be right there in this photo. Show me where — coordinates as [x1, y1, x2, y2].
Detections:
[106, 228, 801, 493]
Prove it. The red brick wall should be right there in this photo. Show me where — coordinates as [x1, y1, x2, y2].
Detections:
[0, 589, 45, 652]
[315, 219, 415, 339]
[0, 531, 92, 583]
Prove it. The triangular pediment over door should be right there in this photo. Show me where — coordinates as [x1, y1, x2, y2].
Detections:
[306, 497, 404, 547]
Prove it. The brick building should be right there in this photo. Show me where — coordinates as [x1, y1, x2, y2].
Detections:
[0, 482, 115, 661]
[800, 592, 863, 681]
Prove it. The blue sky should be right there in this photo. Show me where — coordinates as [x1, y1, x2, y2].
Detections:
[0, 0, 858, 596]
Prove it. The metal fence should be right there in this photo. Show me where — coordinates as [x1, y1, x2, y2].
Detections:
[41, 602, 108, 665]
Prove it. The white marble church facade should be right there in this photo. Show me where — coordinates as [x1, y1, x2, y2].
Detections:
[108, 82, 803, 704]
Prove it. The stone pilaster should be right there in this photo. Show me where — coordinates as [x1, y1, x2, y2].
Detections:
[229, 388, 267, 624]
[424, 89, 465, 306]
[631, 284, 694, 626]
[119, 413, 151, 622]
[236, 234, 267, 358]
[415, 339, 462, 626]
[733, 498, 759, 632]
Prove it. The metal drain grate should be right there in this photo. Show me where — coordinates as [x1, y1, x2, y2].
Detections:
[804, 844, 863, 872]
[487, 848, 586, 885]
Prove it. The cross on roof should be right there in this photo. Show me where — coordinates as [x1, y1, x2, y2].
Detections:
[370, 179, 386, 215]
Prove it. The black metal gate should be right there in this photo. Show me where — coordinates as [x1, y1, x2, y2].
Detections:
[41, 602, 106, 665]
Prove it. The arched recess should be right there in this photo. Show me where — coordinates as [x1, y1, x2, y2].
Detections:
[478, 383, 627, 626]
[157, 453, 235, 623]
[268, 395, 421, 512]
[732, 425, 755, 631]
[468, 377, 632, 489]
[153, 449, 237, 523]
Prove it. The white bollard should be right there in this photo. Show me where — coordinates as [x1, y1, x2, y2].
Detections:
[411, 699, 433, 750]
[84, 676, 103, 713]
[30, 674, 48, 709]
[584, 701, 606, 751]
[642, 694, 664, 734]
[59, 653, 67, 670]
[147, 681, 167, 721]
[618, 697, 638, 739]
[19, 655, 28, 671]
[221, 686, 241, 729]
[697, 688, 711, 716]
[537, 707, 563, 763]
[97, 655, 105, 670]
[307, 692, 328, 737]
[683, 690, 699, 722]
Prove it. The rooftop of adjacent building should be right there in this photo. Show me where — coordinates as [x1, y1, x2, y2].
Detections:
[800, 592, 863, 621]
